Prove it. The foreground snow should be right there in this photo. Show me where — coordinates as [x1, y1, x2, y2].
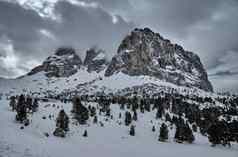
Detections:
[0, 98, 237, 157]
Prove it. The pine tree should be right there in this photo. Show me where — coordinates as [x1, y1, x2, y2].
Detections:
[184, 123, 195, 143]
[93, 116, 98, 124]
[32, 99, 39, 112]
[192, 123, 197, 132]
[15, 94, 27, 123]
[129, 125, 135, 136]
[133, 110, 138, 121]
[125, 111, 132, 126]
[165, 113, 172, 122]
[207, 121, 230, 146]
[159, 123, 168, 142]
[174, 119, 195, 143]
[53, 109, 69, 137]
[156, 107, 163, 119]
[9, 96, 16, 111]
[83, 130, 88, 137]
[119, 113, 122, 119]
[72, 97, 89, 124]
[26, 96, 32, 112]
[152, 125, 156, 132]
[56, 109, 69, 131]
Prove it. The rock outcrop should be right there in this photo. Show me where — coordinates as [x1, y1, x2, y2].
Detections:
[84, 47, 108, 73]
[105, 28, 213, 92]
[28, 47, 82, 77]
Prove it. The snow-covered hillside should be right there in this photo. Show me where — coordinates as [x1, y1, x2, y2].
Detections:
[0, 98, 237, 157]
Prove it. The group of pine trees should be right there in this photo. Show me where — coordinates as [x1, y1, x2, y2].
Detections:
[53, 96, 90, 137]
[9, 95, 39, 125]
[8, 92, 238, 146]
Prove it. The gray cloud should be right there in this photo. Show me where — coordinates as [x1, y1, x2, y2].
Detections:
[0, 0, 133, 77]
[87, 0, 238, 92]
[0, 0, 238, 92]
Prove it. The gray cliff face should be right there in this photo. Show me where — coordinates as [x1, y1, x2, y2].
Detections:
[105, 28, 213, 92]
[83, 48, 108, 73]
[28, 47, 82, 77]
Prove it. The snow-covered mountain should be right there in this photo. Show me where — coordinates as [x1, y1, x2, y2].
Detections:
[105, 28, 213, 92]
[0, 28, 214, 97]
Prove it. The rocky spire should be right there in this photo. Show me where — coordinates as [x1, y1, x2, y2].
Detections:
[84, 47, 108, 73]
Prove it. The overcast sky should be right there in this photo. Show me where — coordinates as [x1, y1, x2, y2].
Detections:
[0, 0, 238, 92]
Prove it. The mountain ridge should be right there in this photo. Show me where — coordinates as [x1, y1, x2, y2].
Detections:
[0, 28, 213, 96]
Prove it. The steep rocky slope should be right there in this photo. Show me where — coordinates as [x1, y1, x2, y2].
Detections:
[105, 28, 213, 92]
[28, 47, 82, 77]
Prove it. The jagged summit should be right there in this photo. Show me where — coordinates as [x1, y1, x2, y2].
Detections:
[28, 47, 82, 77]
[105, 28, 213, 92]
[83, 47, 108, 73]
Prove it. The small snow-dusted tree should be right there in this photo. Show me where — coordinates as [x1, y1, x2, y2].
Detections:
[184, 123, 195, 143]
[159, 123, 168, 142]
[174, 118, 195, 143]
[53, 109, 69, 138]
[26, 96, 33, 112]
[83, 130, 88, 137]
[9, 96, 16, 111]
[133, 110, 138, 121]
[72, 97, 89, 125]
[152, 125, 156, 132]
[129, 125, 135, 136]
[15, 94, 27, 123]
[207, 121, 230, 147]
[125, 111, 132, 126]
[93, 116, 98, 124]
[156, 107, 163, 119]
[32, 99, 39, 112]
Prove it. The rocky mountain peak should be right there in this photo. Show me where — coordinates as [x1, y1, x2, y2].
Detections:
[84, 47, 108, 73]
[28, 47, 82, 77]
[105, 28, 213, 92]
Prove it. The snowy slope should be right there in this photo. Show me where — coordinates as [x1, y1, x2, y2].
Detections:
[0, 68, 215, 99]
[0, 98, 237, 157]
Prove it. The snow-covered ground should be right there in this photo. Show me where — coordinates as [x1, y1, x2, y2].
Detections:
[0, 98, 237, 157]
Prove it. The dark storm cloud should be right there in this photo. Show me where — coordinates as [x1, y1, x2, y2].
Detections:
[53, 1, 133, 56]
[0, 0, 133, 77]
[0, 1, 52, 57]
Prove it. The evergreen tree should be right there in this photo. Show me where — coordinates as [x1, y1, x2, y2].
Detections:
[174, 119, 195, 143]
[83, 130, 88, 137]
[140, 99, 145, 113]
[53, 109, 69, 137]
[192, 123, 197, 132]
[184, 123, 195, 143]
[119, 113, 122, 119]
[129, 125, 135, 136]
[156, 107, 163, 119]
[125, 111, 132, 126]
[26, 96, 33, 112]
[9, 96, 16, 111]
[165, 113, 172, 122]
[32, 99, 39, 112]
[152, 125, 156, 132]
[133, 110, 138, 121]
[72, 97, 89, 124]
[93, 115, 98, 124]
[207, 121, 230, 146]
[159, 123, 168, 142]
[15, 94, 27, 123]
[56, 109, 69, 131]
